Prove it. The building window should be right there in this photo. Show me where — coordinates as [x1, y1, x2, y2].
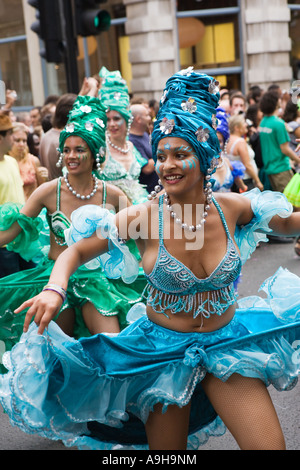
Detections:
[0, 0, 30, 107]
[176, 0, 243, 91]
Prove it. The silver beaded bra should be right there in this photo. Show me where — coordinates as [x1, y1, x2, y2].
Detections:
[101, 146, 144, 182]
[143, 195, 242, 319]
[46, 177, 106, 246]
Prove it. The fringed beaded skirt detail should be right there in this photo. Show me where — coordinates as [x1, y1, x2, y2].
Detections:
[1, 267, 300, 450]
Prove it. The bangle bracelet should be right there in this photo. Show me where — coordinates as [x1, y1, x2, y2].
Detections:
[42, 284, 67, 303]
[44, 283, 67, 296]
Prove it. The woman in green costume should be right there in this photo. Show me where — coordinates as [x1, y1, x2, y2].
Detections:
[97, 67, 152, 205]
[0, 95, 146, 372]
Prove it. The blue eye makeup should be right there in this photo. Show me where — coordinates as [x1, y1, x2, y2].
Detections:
[155, 161, 162, 174]
[174, 145, 194, 154]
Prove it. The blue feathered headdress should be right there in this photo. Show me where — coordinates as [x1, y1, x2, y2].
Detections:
[216, 106, 230, 143]
[151, 67, 221, 175]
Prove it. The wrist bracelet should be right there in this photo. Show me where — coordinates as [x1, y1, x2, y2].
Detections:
[42, 284, 67, 303]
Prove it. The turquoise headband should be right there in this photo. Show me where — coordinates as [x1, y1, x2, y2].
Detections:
[151, 68, 221, 175]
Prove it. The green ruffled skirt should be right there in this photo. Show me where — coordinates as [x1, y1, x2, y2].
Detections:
[283, 173, 300, 207]
[0, 258, 146, 374]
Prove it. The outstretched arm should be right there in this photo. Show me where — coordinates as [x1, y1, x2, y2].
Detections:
[0, 221, 22, 247]
[0, 182, 50, 247]
[15, 201, 145, 335]
[16, 232, 109, 335]
[269, 211, 300, 237]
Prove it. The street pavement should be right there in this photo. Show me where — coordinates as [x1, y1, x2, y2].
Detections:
[0, 238, 299, 450]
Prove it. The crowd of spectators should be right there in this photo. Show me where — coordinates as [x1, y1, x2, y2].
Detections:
[1, 75, 300, 265]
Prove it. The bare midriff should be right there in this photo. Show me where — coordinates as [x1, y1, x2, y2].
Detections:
[146, 302, 236, 333]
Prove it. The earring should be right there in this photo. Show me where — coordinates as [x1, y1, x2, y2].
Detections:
[56, 148, 64, 168]
[127, 115, 134, 138]
[96, 146, 106, 176]
[147, 179, 163, 200]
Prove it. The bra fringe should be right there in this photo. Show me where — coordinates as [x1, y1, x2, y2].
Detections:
[143, 283, 237, 319]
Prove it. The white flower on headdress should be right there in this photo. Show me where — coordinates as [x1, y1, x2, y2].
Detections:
[208, 80, 220, 95]
[211, 114, 218, 130]
[179, 66, 194, 76]
[160, 117, 175, 135]
[85, 121, 94, 132]
[80, 105, 92, 113]
[99, 146, 105, 156]
[181, 97, 197, 114]
[114, 92, 121, 101]
[160, 90, 168, 104]
[195, 126, 210, 143]
[96, 118, 105, 128]
[65, 123, 75, 133]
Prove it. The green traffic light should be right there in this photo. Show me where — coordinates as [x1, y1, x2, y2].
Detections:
[94, 10, 111, 32]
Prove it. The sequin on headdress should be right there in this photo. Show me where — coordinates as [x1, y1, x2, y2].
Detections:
[99, 66, 132, 124]
[151, 68, 221, 175]
[59, 95, 107, 162]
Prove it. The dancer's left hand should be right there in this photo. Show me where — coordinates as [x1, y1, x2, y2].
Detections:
[15, 290, 63, 335]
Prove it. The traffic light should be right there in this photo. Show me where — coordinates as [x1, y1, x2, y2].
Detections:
[74, 0, 111, 37]
[28, 0, 64, 63]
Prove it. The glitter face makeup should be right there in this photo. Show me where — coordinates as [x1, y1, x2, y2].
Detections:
[155, 160, 162, 174]
[63, 146, 90, 161]
[107, 113, 125, 128]
[156, 143, 198, 173]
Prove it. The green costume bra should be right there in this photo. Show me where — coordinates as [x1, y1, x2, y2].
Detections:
[46, 177, 106, 246]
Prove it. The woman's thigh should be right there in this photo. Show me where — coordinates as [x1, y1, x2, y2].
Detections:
[202, 373, 286, 450]
[145, 402, 191, 450]
[82, 301, 120, 335]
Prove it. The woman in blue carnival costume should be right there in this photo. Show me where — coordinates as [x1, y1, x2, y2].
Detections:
[213, 107, 247, 193]
[1, 68, 300, 450]
[0, 95, 146, 373]
[97, 66, 150, 205]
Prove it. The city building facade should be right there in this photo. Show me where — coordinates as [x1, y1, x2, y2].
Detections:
[0, 0, 299, 109]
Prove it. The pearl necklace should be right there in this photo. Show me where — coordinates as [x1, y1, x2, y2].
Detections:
[164, 194, 211, 232]
[64, 172, 99, 200]
[164, 181, 213, 232]
[106, 132, 130, 154]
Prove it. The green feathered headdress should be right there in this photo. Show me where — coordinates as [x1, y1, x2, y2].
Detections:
[59, 95, 107, 161]
[99, 66, 132, 123]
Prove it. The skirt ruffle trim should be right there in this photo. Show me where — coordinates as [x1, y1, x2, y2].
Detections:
[1, 267, 300, 450]
[1, 309, 300, 450]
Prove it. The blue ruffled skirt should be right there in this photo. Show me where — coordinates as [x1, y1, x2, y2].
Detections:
[1, 267, 300, 450]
